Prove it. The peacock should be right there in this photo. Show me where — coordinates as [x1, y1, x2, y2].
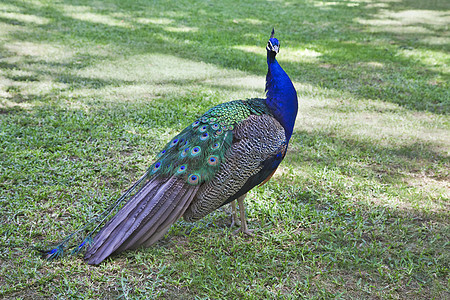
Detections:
[40, 29, 298, 265]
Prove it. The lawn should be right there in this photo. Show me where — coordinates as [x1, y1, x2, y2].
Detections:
[0, 0, 449, 298]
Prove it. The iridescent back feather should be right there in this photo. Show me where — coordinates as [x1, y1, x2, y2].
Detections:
[149, 98, 270, 185]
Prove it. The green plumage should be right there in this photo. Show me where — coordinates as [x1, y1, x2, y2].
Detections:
[149, 98, 270, 185]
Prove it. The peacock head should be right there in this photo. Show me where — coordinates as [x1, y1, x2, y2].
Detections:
[266, 28, 279, 54]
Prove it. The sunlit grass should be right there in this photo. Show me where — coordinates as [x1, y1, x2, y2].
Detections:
[234, 45, 323, 63]
[0, 11, 49, 24]
[0, 0, 449, 298]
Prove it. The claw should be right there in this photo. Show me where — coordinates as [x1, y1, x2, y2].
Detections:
[233, 227, 254, 236]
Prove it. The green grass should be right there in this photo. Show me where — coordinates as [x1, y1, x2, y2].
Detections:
[0, 0, 449, 298]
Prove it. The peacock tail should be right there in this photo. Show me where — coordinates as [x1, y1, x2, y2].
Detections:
[149, 99, 270, 183]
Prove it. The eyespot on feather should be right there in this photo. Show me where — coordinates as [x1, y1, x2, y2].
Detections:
[200, 132, 209, 141]
[191, 146, 201, 156]
[177, 165, 187, 174]
[180, 147, 190, 158]
[188, 173, 200, 185]
[158, 149, 166, 157]
[211, 142, 220, 150]
[169, 138, 179, 148]
[207, 155, 219, 166]
[199, 125, 208, 133]
[215, 129, 223, 136]
[151, 161, 162, 173]
[192, 121, 200, 127]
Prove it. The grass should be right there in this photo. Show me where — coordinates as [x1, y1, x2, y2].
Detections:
[0, 0, 448, 298]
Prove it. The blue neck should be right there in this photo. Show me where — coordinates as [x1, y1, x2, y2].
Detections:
[265, 52, 298, 142]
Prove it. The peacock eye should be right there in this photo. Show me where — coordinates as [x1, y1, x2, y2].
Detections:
[177, 165, 187, 174]
[152, 161, 162, 173]
[200, 132, 209, 141]
[180, 147, 190, 158]
[169, 138, 179, 148]
[191, 146, 201, 156]
[211, 142, 220, 150]
[188, 173, 200, 185]
[207, 155, 219, 166]
[158, 149, 166, 157]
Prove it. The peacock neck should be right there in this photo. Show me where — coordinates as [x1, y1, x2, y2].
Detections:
[265, 52, 298, 142]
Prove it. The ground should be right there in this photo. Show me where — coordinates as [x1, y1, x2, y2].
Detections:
[0, 0, 448, 299]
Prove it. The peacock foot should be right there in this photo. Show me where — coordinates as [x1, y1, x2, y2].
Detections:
[233, 227, 254, 236]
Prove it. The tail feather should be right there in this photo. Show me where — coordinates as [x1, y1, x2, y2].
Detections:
[140, 185, 198, 248]
[104, 178, 179, 253]
[84, 176, 197, 265]
[115, 179, 191, 252]
[84, 179, 165, 261]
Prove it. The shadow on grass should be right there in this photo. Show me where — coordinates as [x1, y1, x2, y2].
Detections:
[0, 0, 448, 113]
[287, 128, 448, 212]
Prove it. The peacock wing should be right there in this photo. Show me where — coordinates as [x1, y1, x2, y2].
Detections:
[183, 113, 287, 222]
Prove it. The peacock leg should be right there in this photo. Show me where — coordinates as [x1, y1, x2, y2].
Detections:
[234, 194, 254, 236]
[230, 201, 240, 228]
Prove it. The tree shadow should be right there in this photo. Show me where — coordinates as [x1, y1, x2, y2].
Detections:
[0, 0, 447, 221]
[0, 0, 448, 113]
[0, 0, 448, 247]
[284, 128, 449, 220]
